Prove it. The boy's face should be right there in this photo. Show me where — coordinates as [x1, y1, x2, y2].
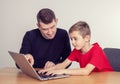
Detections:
[69, 31, 90, 50]
[37, 19, 58, 39]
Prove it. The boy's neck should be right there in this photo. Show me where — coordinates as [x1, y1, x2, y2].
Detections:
[81, 42, 93, 54]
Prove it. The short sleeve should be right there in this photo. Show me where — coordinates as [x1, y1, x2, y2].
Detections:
[68, 49, 78, 62]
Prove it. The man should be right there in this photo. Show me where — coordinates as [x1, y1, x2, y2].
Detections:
[19, 8, 71, 68]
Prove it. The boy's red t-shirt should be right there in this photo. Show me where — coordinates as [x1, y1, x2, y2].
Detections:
[68, 43, 113, 72]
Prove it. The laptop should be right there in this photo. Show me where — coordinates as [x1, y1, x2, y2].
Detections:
[8, 51, 69, 81]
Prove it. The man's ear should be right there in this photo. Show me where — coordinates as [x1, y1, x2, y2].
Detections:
[36, 23, 40, 28]
[55, 18, 58, 23]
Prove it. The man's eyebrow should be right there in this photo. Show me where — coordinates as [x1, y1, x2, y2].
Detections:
[50, 25, 55, 28]
[42, 25, 55, 29]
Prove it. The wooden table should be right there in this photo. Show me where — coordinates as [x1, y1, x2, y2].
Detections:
[0, 67, 120, 84]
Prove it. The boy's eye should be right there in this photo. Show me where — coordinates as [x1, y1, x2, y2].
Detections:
[70, 38, 72, 40]
[71, 37, 77, 41]
[74, 37, 77, 41]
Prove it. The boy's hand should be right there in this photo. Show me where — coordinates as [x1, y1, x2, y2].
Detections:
[45, 69, 65, 76]
[38, 69, 65, 76]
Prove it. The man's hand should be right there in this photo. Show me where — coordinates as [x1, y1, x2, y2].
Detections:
[44, 61, 55, 69]
[24, 54, 34, 66]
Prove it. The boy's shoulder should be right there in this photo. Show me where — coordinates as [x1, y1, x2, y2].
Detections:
[90, 42, 103, 52]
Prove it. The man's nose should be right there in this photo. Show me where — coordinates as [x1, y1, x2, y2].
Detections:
[47, 29, 52, 34]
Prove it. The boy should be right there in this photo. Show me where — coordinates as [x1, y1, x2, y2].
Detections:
[39, 21, 113, 76]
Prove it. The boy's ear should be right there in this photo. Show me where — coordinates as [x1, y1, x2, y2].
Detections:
[85, 35, 90, 42]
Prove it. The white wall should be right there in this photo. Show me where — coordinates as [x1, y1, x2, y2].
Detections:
[0, 0, 120, 68]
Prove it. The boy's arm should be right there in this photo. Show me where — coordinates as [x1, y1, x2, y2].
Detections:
[42, 63, 95, 76]
[39, 59, 72, 73]
[54, 59, 72, 69]
[63, 63, 95, 76]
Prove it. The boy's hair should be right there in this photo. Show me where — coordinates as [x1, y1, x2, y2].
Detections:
[37, 8, 56, 24]
[69, 21, 91, 38]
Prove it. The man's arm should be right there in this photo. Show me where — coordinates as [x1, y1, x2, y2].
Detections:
[17, 32, 33, 68]
[61, 32, 71, 62]
[44, 61, 55, 69]
[20, 31, 32, 54]
[59, 31, 71, 68]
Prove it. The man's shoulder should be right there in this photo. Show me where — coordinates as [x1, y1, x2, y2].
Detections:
[26, 28, 40, 35]
[55, 28, 69, 39]
[27, 28, 39, 33]
[57, 28, 68, 34]
[57, 28, 67, 31]
[25, 28, 40, 38]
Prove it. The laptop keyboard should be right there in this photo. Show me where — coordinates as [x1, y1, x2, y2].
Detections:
[36, 70, 69, 80]
[36, 70, 57, 78]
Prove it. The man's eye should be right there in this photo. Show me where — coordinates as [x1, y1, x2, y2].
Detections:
[51, 26, 55, 29]
[42, 29, 48, 31]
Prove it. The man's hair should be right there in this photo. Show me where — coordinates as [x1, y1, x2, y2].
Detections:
[37, 8, 56, 24]
[69, 21, 91, 38]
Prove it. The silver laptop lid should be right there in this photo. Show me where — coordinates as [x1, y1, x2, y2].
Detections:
[8, 51, 41, 80]
[8, 51, 69, 81]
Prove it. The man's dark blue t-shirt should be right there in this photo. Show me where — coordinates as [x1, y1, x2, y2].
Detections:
[20, 28, 71, 68]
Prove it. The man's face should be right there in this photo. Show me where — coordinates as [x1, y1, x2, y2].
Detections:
[37, 19, 58, 39]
